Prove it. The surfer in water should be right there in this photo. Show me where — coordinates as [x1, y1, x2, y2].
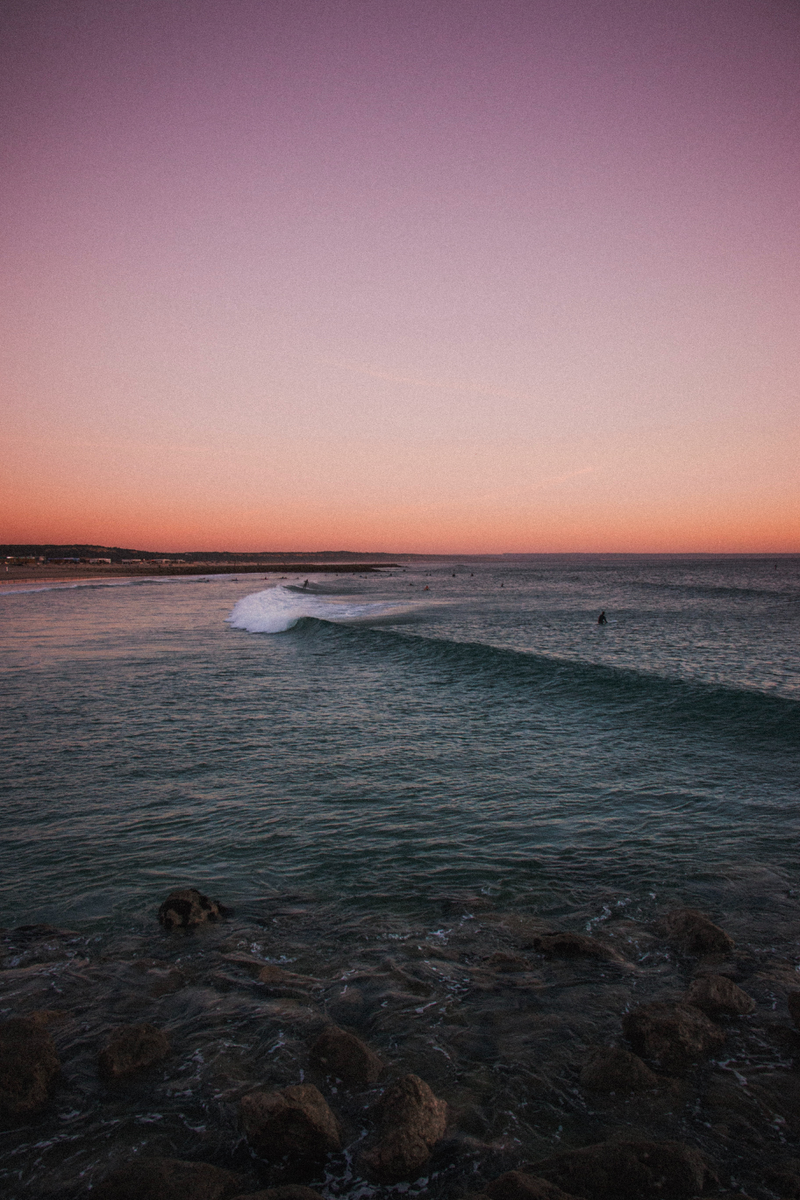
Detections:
[598, 610, 607, 624]
[302, 579, 309, 589]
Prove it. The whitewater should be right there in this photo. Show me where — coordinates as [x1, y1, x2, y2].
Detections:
[227, 581, 435, 633]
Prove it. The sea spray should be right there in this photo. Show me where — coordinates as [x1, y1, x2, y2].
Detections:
[227, 582, 431, 633]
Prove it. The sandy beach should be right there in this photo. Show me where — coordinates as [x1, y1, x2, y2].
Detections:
[0, 563, 393, 589]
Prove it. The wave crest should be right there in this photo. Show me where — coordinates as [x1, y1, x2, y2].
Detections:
[227, 584, 426, 634]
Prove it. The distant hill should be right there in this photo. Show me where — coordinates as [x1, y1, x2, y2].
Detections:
[1, 544, 440, 563]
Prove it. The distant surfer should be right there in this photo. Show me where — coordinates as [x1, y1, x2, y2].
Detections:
[598, 611, 607, 624]
[302, 579, 309, 589]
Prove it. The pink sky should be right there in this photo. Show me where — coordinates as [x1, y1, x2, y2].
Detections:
[2, 0, 798, 552]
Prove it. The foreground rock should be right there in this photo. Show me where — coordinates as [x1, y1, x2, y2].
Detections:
[158, 887, 226, 929]
[98, 1023, 170, 1079]
[484, 1169, 580, 1200]
[485, 952, 535, 972]
[684, 974, 755, 1017]
[530, 932, 623, 963]
[359, 1073, 448, 1181]
[662, 909, 734, 956]
[0, 1016, 60, 1118]
[230, 1190, 323, 1200]
[765, 1158, 800, 1197]
[91, 1157, 246, 1200]
[530, 1139, 714, 1200]
[788, 990, 800, 1030]
[241, 1083, 342, 1160]
[579, 1047, 659, 1093]
[623, 1002, 725, 1071]
[309, 1025, 383, 1087]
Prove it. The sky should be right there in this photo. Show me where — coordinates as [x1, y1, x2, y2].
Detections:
[2, 0, 798, 554]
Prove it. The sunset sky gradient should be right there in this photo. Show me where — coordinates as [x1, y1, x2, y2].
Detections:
[2, 0, 798, 553]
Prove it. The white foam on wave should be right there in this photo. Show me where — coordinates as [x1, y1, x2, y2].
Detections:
[227, 584, 428, 634]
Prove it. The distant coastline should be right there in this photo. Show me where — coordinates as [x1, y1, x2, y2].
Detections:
[0, 561, 398, 588]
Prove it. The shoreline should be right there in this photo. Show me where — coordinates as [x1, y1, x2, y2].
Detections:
[0, 562, 398, 589]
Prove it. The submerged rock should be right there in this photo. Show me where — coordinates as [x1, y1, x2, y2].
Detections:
[240, 1083, 342, 1160]
[765, 1158, 800, 1198]
[484, 1169, 580, 1200]
[684, 974, 755, 1017]
[530, 932, 624, 963]
[327, 985, 368, 1026]
[788, 990, 800, 1030]
[529, 1139, 714, 1200]
[230, 1190, 324, 1200]
[91, 1156, 246, 1200]
[98, 1023, 171, 1079]
[0, 1016, 60, 1118]
[579, 1046, 659, 1093]
[485, 952, 534, 972]
[661, 909, 734, 956]
[308, 1024, 383, 1087]
[623, 1002, 725, 1071]
[359, 1072, 448, 1181]
[158, 887, 226, 929]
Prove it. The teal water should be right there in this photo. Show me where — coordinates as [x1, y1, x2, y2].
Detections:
[1, 555, 798, 929]
[1, 552, 800, 926]
[1, 555, 799, 1199]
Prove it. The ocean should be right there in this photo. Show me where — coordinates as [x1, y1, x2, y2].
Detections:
[1, 555, 799, 1197]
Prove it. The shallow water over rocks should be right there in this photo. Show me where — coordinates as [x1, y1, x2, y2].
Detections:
[2, 891, 800, 1199]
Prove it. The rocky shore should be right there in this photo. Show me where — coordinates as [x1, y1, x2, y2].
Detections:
[2, 889, 800, 1199]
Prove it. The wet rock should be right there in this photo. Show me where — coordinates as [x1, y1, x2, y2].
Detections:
[26, 1008, 66, 1026]
[765, 1158, 800, 1198]
[240, 1083, 342, 1160]
[359, 1072, 448, 1182]
[308, 1024, 383, 1087]
[662, 909, 734, 956]
[147, 967, 187, 997]
[530, 1139, 714, 1200]
[385, 958, 434, 994]
[701, 1194, 757, 1200]
[7, 923, 78, 942]
[484, 1169, 580, 1200]
[684, 974, 755, 1017]
[486, 952, 533, 972]
[230, 1190, 324, 1200]
[482, 914, 553, 945]
[98, 1023, 170, 1079]
[91, 1156, 246, 1200]
[327, 985, 367, 1026]
[258, 963, 299, 984]
[623, 1002, 725, 1071]
[530, 932, 624, 963]
[0, 1016, 60, 1118]
[158, 887, 226, 929]
[788, 990, 800, 1030]
[740, 1070, 800, 1136]
[579, 1046, 659, 1093]
[223, 957, 318, 990]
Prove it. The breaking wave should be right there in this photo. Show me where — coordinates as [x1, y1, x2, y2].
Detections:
[227, 584, 430, 633]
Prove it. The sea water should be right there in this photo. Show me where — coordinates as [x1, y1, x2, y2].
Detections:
[1, 555, 799, 1196]
[1, 555, 797, 926]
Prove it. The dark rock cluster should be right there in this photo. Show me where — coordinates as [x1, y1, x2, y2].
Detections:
[2, 893, 799, 1200]
[0, 1013, 61, 1118]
